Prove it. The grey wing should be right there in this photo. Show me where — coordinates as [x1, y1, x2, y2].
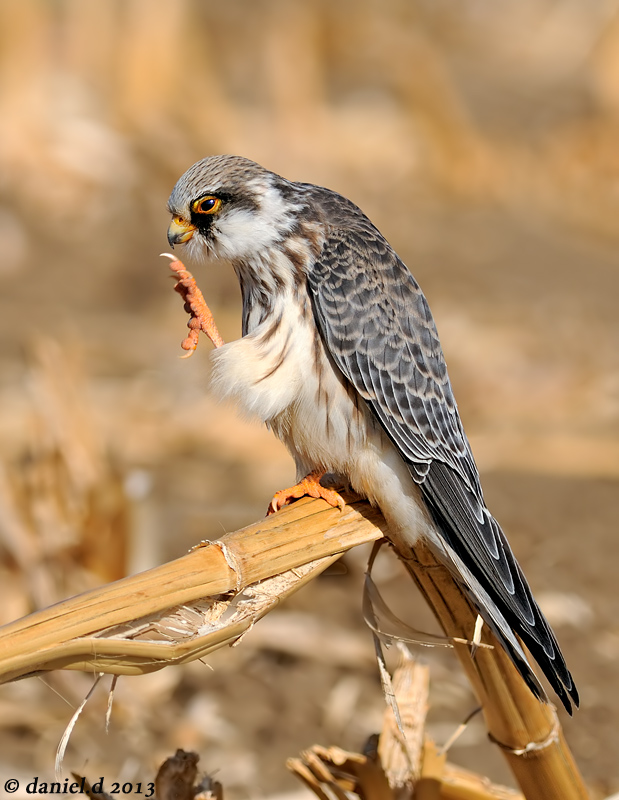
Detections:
[308, 224, 478, 484]
[306, 225, 578, 713]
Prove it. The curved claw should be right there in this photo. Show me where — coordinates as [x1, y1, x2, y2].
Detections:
[267, 472, 346, 516]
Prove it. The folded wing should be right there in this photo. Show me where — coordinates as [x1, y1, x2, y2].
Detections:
[307, 222, 578, 713]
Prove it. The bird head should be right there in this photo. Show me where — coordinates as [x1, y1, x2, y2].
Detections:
[167, 155, 304, 263]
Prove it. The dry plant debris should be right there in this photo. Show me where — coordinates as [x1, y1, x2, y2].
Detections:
[0, 492, 589, 799]
[155, 749, 223, 800]
[288, 655, 525, 800]
[0, 3, 617, 793]
[0, 262, 593, 799]
[74, 750, 222, 800]
[0, 496, 388, 683]
[0, 340, 130, 620]
[377, 647, 429, 788]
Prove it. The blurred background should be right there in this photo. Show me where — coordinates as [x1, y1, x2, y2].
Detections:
[0, 0, 618, 796]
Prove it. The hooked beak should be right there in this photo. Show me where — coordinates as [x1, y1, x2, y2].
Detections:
[167, 216, 196, 248]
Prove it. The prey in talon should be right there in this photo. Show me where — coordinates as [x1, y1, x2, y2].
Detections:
[166, 155, 579, 714]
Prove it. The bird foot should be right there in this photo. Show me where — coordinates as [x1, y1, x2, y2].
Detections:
[162, 253, 225, 356]
[267, 471, 346, 515]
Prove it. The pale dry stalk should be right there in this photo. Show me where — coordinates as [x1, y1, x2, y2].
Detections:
[0, 496, 588, 799]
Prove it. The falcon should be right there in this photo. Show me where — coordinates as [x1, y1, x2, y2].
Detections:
[167, 155, 578, 714]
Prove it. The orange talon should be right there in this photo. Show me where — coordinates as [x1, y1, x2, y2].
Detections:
[162, 253, 225, 353]
[268, 471, 346, 515]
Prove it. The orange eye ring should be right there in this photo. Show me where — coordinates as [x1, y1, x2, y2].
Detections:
[192, 195, 222, 215]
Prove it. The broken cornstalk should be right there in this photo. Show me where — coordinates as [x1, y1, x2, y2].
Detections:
[0, 494, 588, 799]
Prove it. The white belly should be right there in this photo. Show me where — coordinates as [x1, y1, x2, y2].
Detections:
[209, 298, 438, 545]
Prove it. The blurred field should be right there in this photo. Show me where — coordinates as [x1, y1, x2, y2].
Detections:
[0, 0, 618, 797]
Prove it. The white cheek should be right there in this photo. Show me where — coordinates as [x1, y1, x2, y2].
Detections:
[212, 182, 301, 261]
[214, 208, 281, 260]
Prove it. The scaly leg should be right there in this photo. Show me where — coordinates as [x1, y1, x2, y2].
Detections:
[162, 253, 225, 355]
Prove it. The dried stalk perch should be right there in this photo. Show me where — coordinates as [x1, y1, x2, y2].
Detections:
[0, 496, 385, 682]
[163, 256, 589, 799]
[0, 260, 590, 799]
[0, 495, 588, 800]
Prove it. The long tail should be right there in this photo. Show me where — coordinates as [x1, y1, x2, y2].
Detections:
[420, 461, 579, 714]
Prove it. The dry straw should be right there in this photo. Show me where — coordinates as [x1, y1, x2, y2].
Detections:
[0, 495, 589, 800]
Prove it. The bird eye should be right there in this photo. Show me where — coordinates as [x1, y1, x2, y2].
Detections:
[193, 196, 222, 215]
